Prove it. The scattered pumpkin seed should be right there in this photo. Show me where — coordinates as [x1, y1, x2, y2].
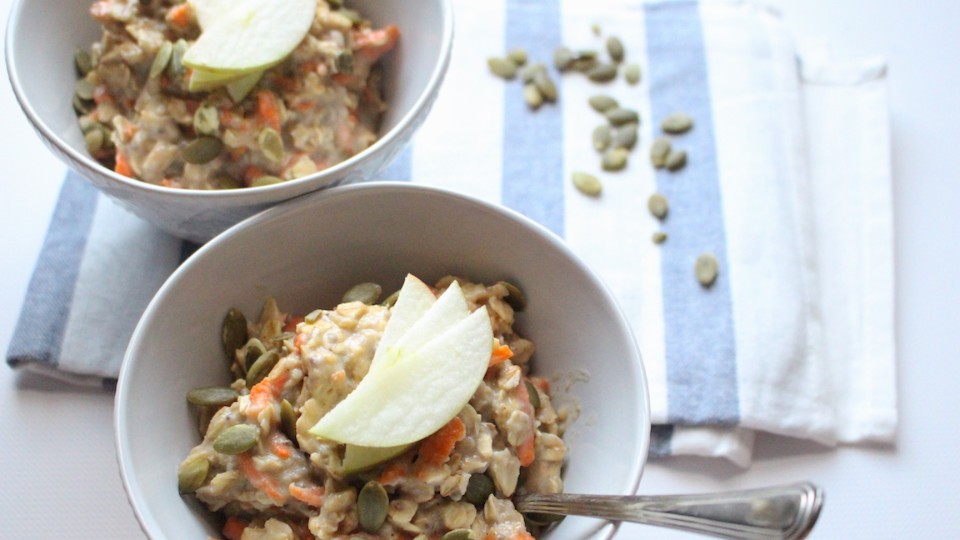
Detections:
[572, 171, 603, 196]
[648, 193, 669, 220]
[149, 41, 173, 80]
[586, 63, 618, 83]
[213, 424, 260, 455]
[569, 56, 600, 73]
[650, 137, 672, 168]
[613, 123, 638, 150]
[463, 473, 495, 506]
[498, 280, 527, 312]
[186, 386, 239, 407]
[606, 36, 625, 62]
[591, 23, 601, 35]
[336, 51, 354, 74]
[442, 530, 475, 540]
[242, 338, 267, 371]
[532, 69, 557, 102]
[75, 48, 93, 76]
[74, 79, 95, 101]
[182, 136, 223, 164]
[695, 253, 719, 287]
[523, 83, 543, 110]
[280, 399, 298, 444]
[652, 231, 668, 244]
[167, 39, 188, 79]
[601, 148, 629, 171]
[358, 481, 389, 532]
[84, 128, 104, 154]
[251, 175, 284, 187]
[193, 104, 220, 136]
[624, 63, 641, 85]
[576, 49, 599, 60]
[520, 62, 546, 83]
[525, 380, 541, 409]
[221, 308, 248, 361]
[661, 113, 694, 134]
[507, 48, 528, 66]
[553, 47, 574, 71]
[665, 148, 687, 171]
[246, 350, 280, 388]
[258, 128, 284, 163]
[487, 57, 517, 79]
[588, 94, 618, 113]
[177, 456, 210, 493]
[342, 282, 382, 304]
[605, 107, 639, 126]
[592, 124, 612, 152]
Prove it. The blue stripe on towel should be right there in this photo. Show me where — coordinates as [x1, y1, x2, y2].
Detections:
[6, 172, 99, 369]
[502, 0, 564, 237]
[645, 1, 739, 426]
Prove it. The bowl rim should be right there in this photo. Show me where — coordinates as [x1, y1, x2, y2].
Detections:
[4, 0, 455, 202]
[114, 181, 651, 539]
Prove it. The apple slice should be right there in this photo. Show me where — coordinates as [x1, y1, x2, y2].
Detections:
[378, 280, 469, 367]
[182, 0, 316, 75]
[225, 71, 264, 102]
[342, 443, 411, 474]
[309, 306, 493, 447]
[369, 275, 437, 371]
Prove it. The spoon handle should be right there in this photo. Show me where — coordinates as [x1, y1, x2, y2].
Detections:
[515, 481, 823, 540]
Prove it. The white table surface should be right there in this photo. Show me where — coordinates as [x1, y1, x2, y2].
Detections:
[2, 0, 957, 538]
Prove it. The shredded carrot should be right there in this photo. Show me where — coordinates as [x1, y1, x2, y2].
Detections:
[353, 25, 400, 63]
[284, 315, 304, 333]
[114, 150, 133, 177]
[489, 341, 514, 367]
[379, 460, 410, 485]
[295, 100, 314, 112]
[243, 165, 263, 183]
[92, 85, 112, 105]
[89, 1, 111, 21]
[247, 371, 289, 421]
[288, 483, 325, 507]
[513, 382, 537, 467]
[165, 3, 191, 28]
[269, 432, 293, 459]
[222, 516, 248, 540]
[257, 90, 282, 132]
[330, 73, 355, 87]
[483, 533, 496, 540]
[237, 452, 286, 503]
[512, 532, 536, 540]
[529, 376, 549, 393]
[417, 417, 465, 467]
[294, 332, 308, 350]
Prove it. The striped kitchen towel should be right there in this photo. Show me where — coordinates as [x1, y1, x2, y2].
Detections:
[7, 0, 896, 465]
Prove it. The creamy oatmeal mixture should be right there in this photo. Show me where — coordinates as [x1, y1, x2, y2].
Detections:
[180, 277, 569, 540]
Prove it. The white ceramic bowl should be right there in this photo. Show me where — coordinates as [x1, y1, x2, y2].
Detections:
[5, 0, 453, 242]
[116, 183, 650, 539]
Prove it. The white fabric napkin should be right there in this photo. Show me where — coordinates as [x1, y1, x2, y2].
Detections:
[7, 0, 896, 465]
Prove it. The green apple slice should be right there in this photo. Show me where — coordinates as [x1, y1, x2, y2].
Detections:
[182, 0, 316, 75]
[342, 443, 411, 474]
[379, 280, 469, 367]
[187, 67, 249, 92]
[370, 274, 437, 371]
[225, 71, 264, 102]
[310, 306, 493, 447]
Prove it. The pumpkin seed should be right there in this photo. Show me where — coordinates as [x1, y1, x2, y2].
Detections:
[339, 8, 363, 24]
[327, 0, 343, 8]
[587, 63, 618, 83]
[336, 51, 354, 74]
[442, 530, 475, 540]
[358, 481, 389, 532]
[588, 94, 618, 113]
[613, 123, 638, 150]
[665, 149, 688, 171]
[213, 424, 260, 455]
[661, 113, 694, 134]
[652, 231, 668, 244]
[601, 148, 629, 171]
[569, 56, 599, 73]
[222, 308, 248, 360]
[246, 349, 280, 388]
[523, 84, 543, 110]
[251, 175, 284, 187]
[498, 281, 527, 312]
[242, 338, 267, 371]
[524, 512, 566, 525]
[525, 380, 541, 409]
[193, 104, 220, 136]
[553, 47, 574, 71]
[75, 48, 93, 76]
[84, 128, 104, 154]
[695, 253, 719, 287]
[342, 282, 382, 304]
[606, 36, 625, 62]
[187, 386, 239, 407]
[648, 193, 669, 220]
[182, 136, 223, 164]
[381, 290, 400, 307]
[463, 473, 494, 506]
[258, 128, 284, 163]
[572, 171, 602, 196]
[167, 39, 188, 79]
[280, 399, 298, 444]
[576, 49, 598, 60]
[650, 137, 672, 169]
[507, 48, 528, 66]
[177, 456, 210, 493]
[605, 107, 639, 126]
[624, 63, 641, 85]
[591, 23, 601, 35]
[592, 124, 612, 152]
[520, 62, 546, 84]
[304, 309, 323, 324]
[487, 57, 517, 80]
[217, 177, 241, 190]
[273, 331, 295, 343]
[72, 94, 93, 114]
[74, 79, 95, 101]
[149, 41, 173, 80]
[532, 70, 557, 102]
[197, 405, 214, 436]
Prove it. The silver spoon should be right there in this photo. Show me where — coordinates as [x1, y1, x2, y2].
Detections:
[515, 481, 823, 540]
